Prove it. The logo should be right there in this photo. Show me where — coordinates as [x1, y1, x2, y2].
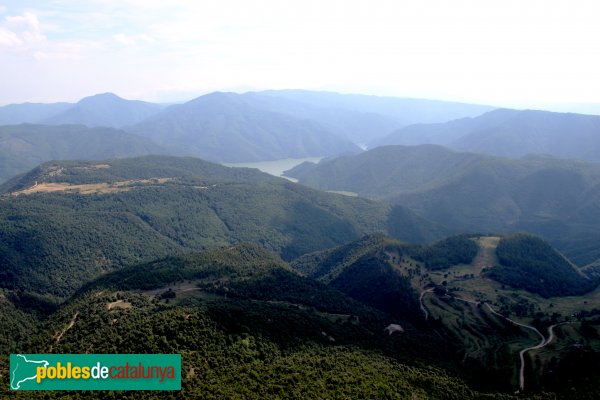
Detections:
[10, 354, 181, 391]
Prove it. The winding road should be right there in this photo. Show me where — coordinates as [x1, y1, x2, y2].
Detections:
[485, 303, 566, 391]
[422, 290, 566, 392]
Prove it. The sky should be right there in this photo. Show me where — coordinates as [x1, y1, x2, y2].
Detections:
[1, 0, 600, 109]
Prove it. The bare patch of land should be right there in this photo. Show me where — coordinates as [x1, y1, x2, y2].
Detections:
[12, 178, 174, 196]
[106, 300, 132, 310]
[471, 236, 500, 274]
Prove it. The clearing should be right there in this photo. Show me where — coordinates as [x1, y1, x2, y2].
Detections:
[12, 178, 174, 196]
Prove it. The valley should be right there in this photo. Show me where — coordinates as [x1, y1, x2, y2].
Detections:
[3, 1, 600, 397]
[1, 92, 600, 399]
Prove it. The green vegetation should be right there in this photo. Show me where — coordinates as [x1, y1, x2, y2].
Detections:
[409, 235, 479, 270]
[0, 124, 167, 182]
[378, 108, 600, 163]
[329, 254, 421, 321]
[292, 234, 400, 281]
[286, 144, 600, 265]
[0, 156, 453, 299]
[2, 230, 600, 398]
[2, 152, 600, 398]
[0, 290, 515, 400]
[488, 234, 595, 297]
[127, 92, 361, 163]
[293, 235, 423, 322]
[0, 157, 399, 298]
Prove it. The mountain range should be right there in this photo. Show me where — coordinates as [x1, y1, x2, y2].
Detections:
[376, 108, 600, 162]
[0, 155, 441, 298]
[2, 89, 600, 398]
[0, 90, 497, 182]
[285, 144, 600, 265]
[125, 92, 362, 162]
[1, 153, 599, 398]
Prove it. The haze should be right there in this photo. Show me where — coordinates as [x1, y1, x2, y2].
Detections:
[1, 0, 600, 110]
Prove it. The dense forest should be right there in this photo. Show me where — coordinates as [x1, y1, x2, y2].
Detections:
[488, 234, 596, 297]
[0, 156, 599, 399]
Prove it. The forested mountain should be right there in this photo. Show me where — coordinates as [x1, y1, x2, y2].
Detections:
[0, 243, 501, 400]
[0, 155, 441, 299]
[0, 90, 494, 149]
[3, 91, 600, 399]
[488, 234, 594, 297]
[0, 102, 72, 125]
[127, 92, 362, 162]
[377, 108, 600, 162]
[42, 93, 165, 128]
[286, 145, 600, 265]
[0, 124, 167, 182]
[0, 90, 495, 183]
[292, 235, 422, 321]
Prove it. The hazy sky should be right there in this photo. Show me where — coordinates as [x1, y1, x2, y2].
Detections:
[2, 0, 600, 108]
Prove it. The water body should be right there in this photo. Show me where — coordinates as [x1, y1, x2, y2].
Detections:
[223, 157, 322, 182]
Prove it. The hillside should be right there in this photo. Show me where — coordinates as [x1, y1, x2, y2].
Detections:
[377, 108, 600, 162]
[487, 234, 595, 297]
[292, 235, 423, 322]
[286, 145, 600, 265]
[285, 144, 485, 199]
[0, 244, 505, 400]
[84, 243, 381, 320]
[0, 102, 72, 125]
[0, 124, 167, 182]
[3, 232, 600, 398]
[43, 93, 165, 128]
[127, 92, 361, 162]
[0, 155, 443, 298]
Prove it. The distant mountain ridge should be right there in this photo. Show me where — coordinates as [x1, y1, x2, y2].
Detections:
[126, 92, 362, 162]
[260, 90, 495, 128]
[43, 93, 165, 128]
[377, 108, 600, 162]
[0, 102, 72, 125]
[252, 90, 495, 144]
[0, 90, 497, 180]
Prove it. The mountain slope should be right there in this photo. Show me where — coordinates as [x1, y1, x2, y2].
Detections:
[285, 144, 485, 199]
[0, 124, 167, 182]
[0, 156, 412, 298]
[241, 92, 403, 144]
[43, 93, 164, 128]
[1, 243, 501, 400]
[292, 235, 423, 322]
[260, 90, 494, 128]
[286, 145, 600, 265]
[378, 108, 600, 162]
[0, 102, 72, 125]
[487, 233, 594, 297]
[127, 92, 361, 162]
